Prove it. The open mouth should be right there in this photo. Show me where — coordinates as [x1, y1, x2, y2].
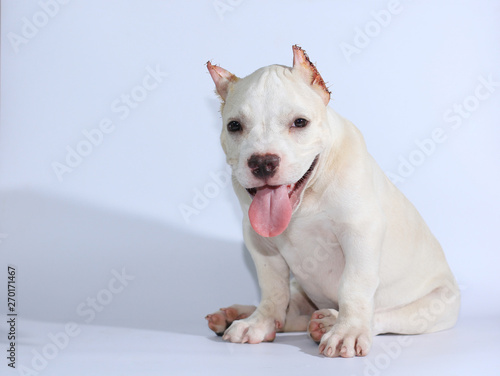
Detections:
[245, 155, 319, 199]
[245, 155, 319, 238]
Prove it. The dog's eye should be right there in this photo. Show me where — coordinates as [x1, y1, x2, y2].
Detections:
[227, 120, 242, 132]
[293, 118, 308, 128]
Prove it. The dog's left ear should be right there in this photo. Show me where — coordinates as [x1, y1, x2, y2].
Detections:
[207, 61, 239, 101]
[292, 45, 330, 105]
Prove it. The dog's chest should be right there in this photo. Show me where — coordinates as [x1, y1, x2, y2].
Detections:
[275, 212, 345, 308]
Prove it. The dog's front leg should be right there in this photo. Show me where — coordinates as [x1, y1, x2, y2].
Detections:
[319, 223, 383, 358]
[222, 226, 290, 344]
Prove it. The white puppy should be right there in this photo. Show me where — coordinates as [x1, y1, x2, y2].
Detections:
[205, 45, 460, 358]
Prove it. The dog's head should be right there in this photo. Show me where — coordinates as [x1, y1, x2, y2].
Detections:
[208, 45, 331, 238]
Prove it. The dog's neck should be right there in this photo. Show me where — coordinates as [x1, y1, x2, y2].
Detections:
[309, 108, 350, 187]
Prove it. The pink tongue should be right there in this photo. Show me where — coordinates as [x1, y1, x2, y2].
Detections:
[248, 185, 292, 237]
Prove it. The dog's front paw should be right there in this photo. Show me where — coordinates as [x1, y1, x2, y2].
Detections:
[222, 317, 277, 344]
[319, 323, 372, 358]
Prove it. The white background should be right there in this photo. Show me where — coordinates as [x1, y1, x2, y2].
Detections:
[1, 0, 499, 375]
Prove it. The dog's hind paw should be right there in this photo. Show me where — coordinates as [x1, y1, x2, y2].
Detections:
[308, 309, 338, 343]
[205, 304, 256, 336]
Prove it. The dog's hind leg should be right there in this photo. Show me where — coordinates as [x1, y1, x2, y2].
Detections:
[373, 282, 461, 335]
[282, 279, 317, 332]
[206, 304, 257, 336]
[305, 282, 460, 345]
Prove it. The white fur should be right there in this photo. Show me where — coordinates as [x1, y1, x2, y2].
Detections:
[207, 52, 460, 358]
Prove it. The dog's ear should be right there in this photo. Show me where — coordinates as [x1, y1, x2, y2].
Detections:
[207, 61, 238, 101]
[292, 45, 330, 105]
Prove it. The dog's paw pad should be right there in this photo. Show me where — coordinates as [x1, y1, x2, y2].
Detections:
[205, 304, 256, 336]
[308, 309, 338, 343]
[205, 311, 228, 336]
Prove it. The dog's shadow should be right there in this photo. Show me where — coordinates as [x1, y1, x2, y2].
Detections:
[275, 332, 323, 357]
[0, 188, 262, 335]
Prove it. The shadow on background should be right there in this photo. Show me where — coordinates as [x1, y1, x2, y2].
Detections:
[0, 188, 259, 335]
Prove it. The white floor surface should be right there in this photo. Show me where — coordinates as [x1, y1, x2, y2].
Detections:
[3, 315, 499, 376]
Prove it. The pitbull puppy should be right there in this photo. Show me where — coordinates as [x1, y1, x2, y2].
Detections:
[205, 45, 460, 358]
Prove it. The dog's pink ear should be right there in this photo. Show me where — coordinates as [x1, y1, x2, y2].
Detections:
[292, 45, 330, 105]
[207, 61, 238, 101]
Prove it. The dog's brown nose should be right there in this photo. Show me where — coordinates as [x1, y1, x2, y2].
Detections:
[248, 154, 280, 180]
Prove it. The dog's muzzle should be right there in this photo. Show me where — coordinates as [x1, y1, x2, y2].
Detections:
[245, 155, 319, 238]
